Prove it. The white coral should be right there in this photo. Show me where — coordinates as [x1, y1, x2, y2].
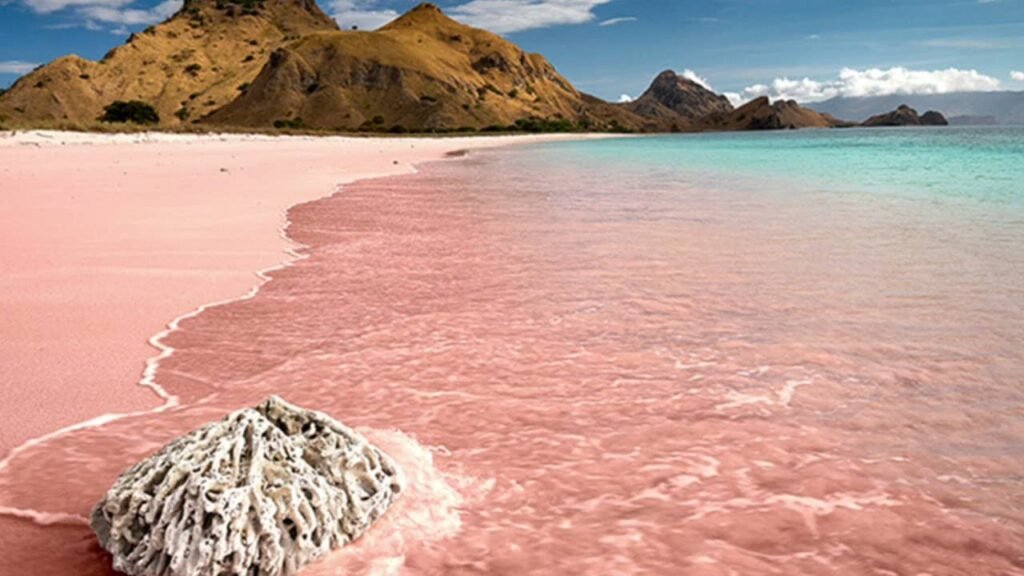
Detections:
[91, 396, 402, 576]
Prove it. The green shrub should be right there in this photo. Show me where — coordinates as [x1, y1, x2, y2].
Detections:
[100, 101, 160, 125]
[273, 118, 305, 130]
[237, 82, 250, 93]
[372, 115, 385, 125]
[512, 116, 576, 133]
[184, 63, 202, 76]
[507, 89, 518, 99]
[0, 87, 7, 98]
[388, 125, 408, 134]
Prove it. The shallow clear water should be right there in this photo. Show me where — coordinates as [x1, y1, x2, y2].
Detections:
[2, 128, 1024, 575]
[557, 127, 1024, 203]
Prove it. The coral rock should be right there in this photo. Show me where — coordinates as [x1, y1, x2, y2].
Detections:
[91, 396, 402, 576]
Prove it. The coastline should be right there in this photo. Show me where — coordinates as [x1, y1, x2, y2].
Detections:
[0, 130, 600, 458]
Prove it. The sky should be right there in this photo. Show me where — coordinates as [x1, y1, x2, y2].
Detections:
[1, 0, 1023, 103]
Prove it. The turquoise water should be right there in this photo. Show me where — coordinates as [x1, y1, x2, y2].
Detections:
[547, 127, 1024, 203]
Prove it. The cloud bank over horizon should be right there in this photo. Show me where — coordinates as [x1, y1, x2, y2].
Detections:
[720, 67, 1005, 105]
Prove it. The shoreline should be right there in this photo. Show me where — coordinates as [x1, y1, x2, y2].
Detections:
[0, 130, 603, 459]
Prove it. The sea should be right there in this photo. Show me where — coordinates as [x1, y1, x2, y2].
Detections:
[2, 126, 1023, 575]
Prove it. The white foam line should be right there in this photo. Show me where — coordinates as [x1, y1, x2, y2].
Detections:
[0, 506, 89, 527]
[0, 153, 448, 526]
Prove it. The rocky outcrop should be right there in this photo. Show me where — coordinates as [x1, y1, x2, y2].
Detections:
[91, 396, 402, 576]
[862, 104, 947, 127]
[701, 96, 849, 131]
[624, 70, 734, 124]
[920, 110, 949, 126]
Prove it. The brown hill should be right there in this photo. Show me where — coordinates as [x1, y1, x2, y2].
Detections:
[0, 3, 853, 134]
[206, 3, 634, 132]
[701, 96, 850, 130]
[919, 111, 949, 126]
[863, 105, 947, 127]
[624, 70, 733, 126]
[0, 0, 338, 128]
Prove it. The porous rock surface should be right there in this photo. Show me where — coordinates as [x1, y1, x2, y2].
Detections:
[91, 396, 402, 576]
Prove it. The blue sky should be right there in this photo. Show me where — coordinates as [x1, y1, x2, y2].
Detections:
[2, 0, 1023, 102]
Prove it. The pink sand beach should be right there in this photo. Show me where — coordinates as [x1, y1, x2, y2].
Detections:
[2, 130, 1022, 576]
[0, 131, 569, 455]
[0, 132, 586, 574]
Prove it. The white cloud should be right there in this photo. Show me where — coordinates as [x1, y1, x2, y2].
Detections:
[21, 0, 130, 14]
[0, 60, 40, 74]
[681, 69, 712, 91]
[449, 0, 614, 33]
[331, 0, 613, 33]
[723, 92, 743, 106]
[1012, 70, 1024, 82]
[330, 0, 398, 30]
[15, 0, 180, 31]
[598, 16, 636, 27]
[617, 94, 633, 103]
[732, 67, 1003, 104]
[79, 0, 180, 25]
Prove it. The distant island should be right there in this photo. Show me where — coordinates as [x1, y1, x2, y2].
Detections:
[862, 105, 948, 127]
[0, 1, 860, 134]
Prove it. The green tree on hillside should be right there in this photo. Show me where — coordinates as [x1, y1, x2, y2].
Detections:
[100, 101, 161, 125]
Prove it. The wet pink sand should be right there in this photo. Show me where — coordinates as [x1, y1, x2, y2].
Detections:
[0, 132, 557, 454]
[2, 143, 1023, 575]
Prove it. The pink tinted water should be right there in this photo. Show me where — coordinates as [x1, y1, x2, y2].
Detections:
[2, 147, 1023, 575]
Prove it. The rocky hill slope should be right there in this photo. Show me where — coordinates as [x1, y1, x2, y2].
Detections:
[0, 0, 338, 127]
[700, 97, 851, 130]
[208, 3, 619, 131]
[624, 70, 734, 127]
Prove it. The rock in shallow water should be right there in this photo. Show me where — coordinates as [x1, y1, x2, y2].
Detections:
[91, 396, 402, 576]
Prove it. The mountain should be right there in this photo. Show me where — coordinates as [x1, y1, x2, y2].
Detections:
[0, 3, 860, 134]
[624, 70, 734, 126]
[0, 0, 339, 128]
[207, 3, 631, 131]
[808, 92, 1024, 125]
[862, 104, 947, 127]
[701, 97, 850, 131]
